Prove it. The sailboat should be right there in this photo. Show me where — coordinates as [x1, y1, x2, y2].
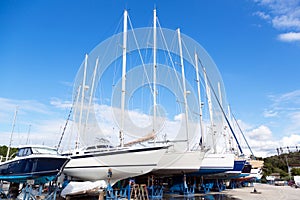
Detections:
[63, 10, 168, 185]
[152, 27, 207, 175]
[63, 7, 231, 182]
[188, 60, 237, 178]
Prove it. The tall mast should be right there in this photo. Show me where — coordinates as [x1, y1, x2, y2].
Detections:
[77, 54, 88, 149]
[6, 107, 18, 161]
[153, 9, 157, 137]
[194, 53, 204, 147]
[74, 85, 82, 149]
[177, 28, 190, 151]
[85, 58, 99, 126]
[120, 10, 128, 147]
[218, 82, 228, 151]
[203, 68, 216, 153]
[227, 104, 234, 153]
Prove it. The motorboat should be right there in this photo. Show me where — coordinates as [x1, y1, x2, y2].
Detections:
[0, 145, 69, 184]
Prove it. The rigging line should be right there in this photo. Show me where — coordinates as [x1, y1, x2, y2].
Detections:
[157, 19, 185, 97]
[114, 12, 125, 35]
[181, 38, 198, 76]
[231, 111, 255, 157]
[100, 15, 125, 89]
[127, 14, 154, 96]
[57, 104, 73, 151]
[57, 88, 80, 151]
[197, 57, 244, 155]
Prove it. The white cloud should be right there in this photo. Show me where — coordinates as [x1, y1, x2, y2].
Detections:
[264, 90, 300, 134]
[253, 0, 300, 42]
[0, 98, 50, 119]
[0, 98, 70, 148]
[254, 11, 271, 20]
[277, 89, 300, 102]
[234, 112, 300, 157]
[265, 90, 300, 116]
[174, 113, 183, 121]
[281, 134, 300, 147]
[278, 32, 300, 41]
[263, 110, 278, 117]
[247, 125, 272, 140]
[273, 16, 300, 30]
[50, 98, 72, 109]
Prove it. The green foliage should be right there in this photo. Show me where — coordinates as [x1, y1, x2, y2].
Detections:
[0, 145, 18, 161]
[291, 168, 300, 176]
[263, 151, 300, 180]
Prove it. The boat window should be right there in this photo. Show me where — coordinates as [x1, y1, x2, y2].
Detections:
[86, 145, 115, 151]
[95, 145, 114, 149]
[17, 148, 24, 157]
[86, 146, 96, 150]
[31, 147, 58, 155]
[17, 148, 33, 157]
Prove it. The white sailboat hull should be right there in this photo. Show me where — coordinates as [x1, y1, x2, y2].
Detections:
[201, 153, 235, 171]
[152, 149, 206, 175]
[189, 153, 236, 178]
[63, 146, 167, 185]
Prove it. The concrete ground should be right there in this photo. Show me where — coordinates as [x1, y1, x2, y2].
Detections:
[223, 183, 300, 200]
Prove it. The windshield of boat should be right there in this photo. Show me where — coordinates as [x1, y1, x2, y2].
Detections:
[17, 147, 33, 157]
[31, 147, 58, 155]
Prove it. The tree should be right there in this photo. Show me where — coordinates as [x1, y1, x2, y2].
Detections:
[0, 145, 18, 161]
[291, 168, 300, 176]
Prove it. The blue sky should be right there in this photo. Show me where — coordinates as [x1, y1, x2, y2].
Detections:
[1, 0, 300, 157]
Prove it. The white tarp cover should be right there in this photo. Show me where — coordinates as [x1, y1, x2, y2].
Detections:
[294, 176, 300, 187]
[61, 180, 107, 198]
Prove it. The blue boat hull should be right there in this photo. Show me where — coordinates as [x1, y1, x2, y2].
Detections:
[191, 160, 247, 179]
[0, 157, 69, 184]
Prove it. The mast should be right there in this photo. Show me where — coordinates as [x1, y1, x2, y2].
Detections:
[177, 28, 190, 151]
[232, 111, 253, 156]
[153, 9, 157, 137]
[203, 68, 216, 153]
[218, 82, 228, 151]
[194, 53, 204, 147]
[6, 107, 18, 161]
[85, 57, 99, 126]
[77, 54, 88, 149]
[202, 66, 244, 155]
[26, 124, 31, 145]
[120, 10, 128, 147]
[73, 85, 81, 149]
[227, 104, 234, 152]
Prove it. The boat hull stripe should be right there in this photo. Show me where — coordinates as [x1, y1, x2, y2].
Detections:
[71, 146, 166, 159]
[65, 164, 156, 169]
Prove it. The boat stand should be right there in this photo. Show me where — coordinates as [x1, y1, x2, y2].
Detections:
[0, 181, 8, 199]
[147, 175, 163, 199]
[198, 177, 213, 194]
[182, 174, 195, 197]
[212, 179, 226, 192]
[20, 181, 59, 200]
